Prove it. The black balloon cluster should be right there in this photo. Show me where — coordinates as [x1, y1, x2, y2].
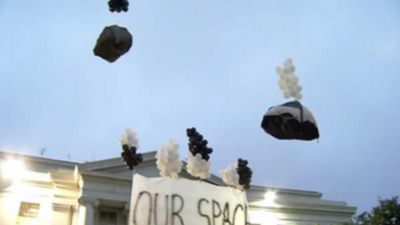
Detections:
[108, 0, 129, 12]
[237, 159, 252, 189]
[121, 144, 143, 170]
[186, 127, 213, 161]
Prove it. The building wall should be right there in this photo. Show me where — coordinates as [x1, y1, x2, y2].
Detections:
[0, 191, 21, 225]
[52, 208, 71, 225]
[0, 182, 54, 225]
[0, 154, 80, 225]
[249, 208, 353, 225]
[0, 152, 356, 225]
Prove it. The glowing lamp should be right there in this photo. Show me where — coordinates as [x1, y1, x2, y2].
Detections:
[1, 158, 26, 181]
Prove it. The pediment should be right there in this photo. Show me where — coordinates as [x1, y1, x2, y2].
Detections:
[78, 151, 225, 185]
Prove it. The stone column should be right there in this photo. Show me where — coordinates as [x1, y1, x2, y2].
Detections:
[78, 197, 100, 225]
[123, 202, 130, 225]
[0, 176, 12, 190]
[52, 203, 73, 225]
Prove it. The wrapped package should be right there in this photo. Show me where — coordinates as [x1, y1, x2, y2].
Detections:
[261, 100, 319, 141]
[93, 25, 132, 63]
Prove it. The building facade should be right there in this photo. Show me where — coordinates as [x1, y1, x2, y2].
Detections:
[0, 151, 356, 225]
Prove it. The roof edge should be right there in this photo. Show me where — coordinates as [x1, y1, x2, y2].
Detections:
[0, 151, 78, 167]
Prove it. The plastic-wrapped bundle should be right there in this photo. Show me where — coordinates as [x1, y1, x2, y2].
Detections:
[261, 100, 319, 141]
[93, 25, 133, 63]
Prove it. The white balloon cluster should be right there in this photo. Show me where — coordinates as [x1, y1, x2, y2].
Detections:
[220, 161, 243, 190]
[155, 139, 183, 179]
[186, 152, 211, 179]
[276, 58, 303, 100]
[120, 128, 139, 148]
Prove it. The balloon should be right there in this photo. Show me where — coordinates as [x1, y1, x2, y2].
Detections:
[295, 92, 303, 100]
[120, 135, 128, 146]
[276, 67, 283, 75]
[236, 158, 252, 189]
[283, 89, 290, 98]
[120, 128, 138, 148]
[120, 129, 143, 170]
[220, 159, 252, 190]
[289, 88, 297, 97]
[285, 81, 295, 90]
[291, 76, 299, 84]
[284, 75, 292, 84]
[283, 67, 292, 74]
[120, 145, 143, 170]
[297, 85, 302, 92]
[220, 161, 240, 188]
[186, 127, 213, 162]
[187, 152, 211, 179]
[276, 59, 303, 100]
[156, 139, 183, 179]
[108, 0, 129, 12]
[278, 80, 286, 90]
[287, 65, 295, 73]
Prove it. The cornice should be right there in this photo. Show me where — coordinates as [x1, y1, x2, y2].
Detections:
[78, 151, 157, 171]
[78, 197, 100, 207]
[52, 203, 73, 212]
[0, 151, 78, 168]
[79, 171, 132, 183]
[250, 204, 356, 216]
[248, 185, 323, 198]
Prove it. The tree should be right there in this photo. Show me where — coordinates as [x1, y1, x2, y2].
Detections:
[345, 196, 400, 225]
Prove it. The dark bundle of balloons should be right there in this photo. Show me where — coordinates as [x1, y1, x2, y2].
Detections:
[121, 144, 143, 170]
[237, 158, 252, 189]
[186, 127, 213, 161]
[108, 0, 129, 12]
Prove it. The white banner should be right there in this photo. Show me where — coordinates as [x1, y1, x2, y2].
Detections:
[129, 174, 251, 225]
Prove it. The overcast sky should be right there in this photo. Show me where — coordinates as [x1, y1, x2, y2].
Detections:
[1, 0, 399, 214]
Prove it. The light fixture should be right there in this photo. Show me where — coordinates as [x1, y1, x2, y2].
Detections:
[264, 191, 277, 202]
[0, 158, 26, 181]
[249, 210, 282, 225]
[262, 191, 278, 207]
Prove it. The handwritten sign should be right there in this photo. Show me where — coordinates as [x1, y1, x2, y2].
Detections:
[129, 174, 251, 225]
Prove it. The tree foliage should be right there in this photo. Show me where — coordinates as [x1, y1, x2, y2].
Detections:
[345, 196, 400, 225]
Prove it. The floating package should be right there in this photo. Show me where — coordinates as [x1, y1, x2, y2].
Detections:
[261, 100, 319, 141]
[93, 25, 132, 63]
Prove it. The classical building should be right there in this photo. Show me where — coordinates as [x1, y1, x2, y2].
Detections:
[0, 151, 356, 225]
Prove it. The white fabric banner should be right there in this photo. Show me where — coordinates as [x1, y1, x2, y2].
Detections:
[129, 174, 250, 225]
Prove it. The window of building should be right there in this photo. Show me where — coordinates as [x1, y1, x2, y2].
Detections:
[99, 211, 117, 225]
[18, 202, 40, 218]
[17, 202, 40, 225]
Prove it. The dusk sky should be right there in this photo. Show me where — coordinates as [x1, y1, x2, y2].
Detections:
[1, 0, 399, 214]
